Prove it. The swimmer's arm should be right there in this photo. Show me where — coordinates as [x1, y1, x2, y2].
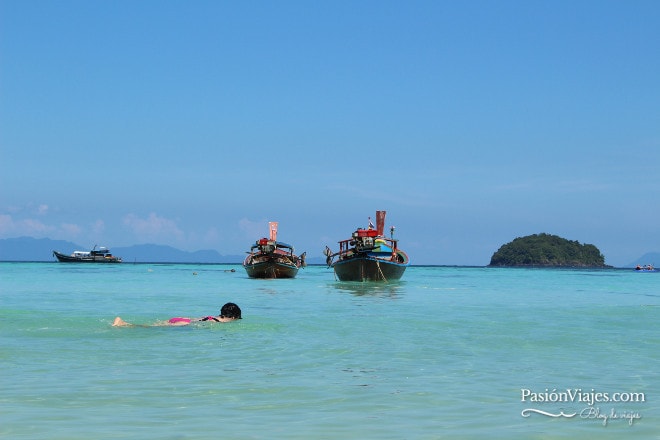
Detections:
[198, 316, 220, 322]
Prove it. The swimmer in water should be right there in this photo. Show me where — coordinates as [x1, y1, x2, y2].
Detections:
[112, 302, 241, 327]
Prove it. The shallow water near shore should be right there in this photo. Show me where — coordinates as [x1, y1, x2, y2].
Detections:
[1, 262, 658, 439]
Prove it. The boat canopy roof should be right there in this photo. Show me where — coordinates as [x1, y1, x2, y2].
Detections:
[251, 239, 295, 251]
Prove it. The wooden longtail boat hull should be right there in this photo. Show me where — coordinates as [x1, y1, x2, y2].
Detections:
[244, 259, 299, 279]
[243, 229, 305, 279]
[333, 256, 407, 282]
[53, 251, 122, 263]
[326, 211, 409, 282]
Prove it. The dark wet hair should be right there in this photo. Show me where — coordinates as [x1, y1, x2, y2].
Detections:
[220, 302, 242, 319]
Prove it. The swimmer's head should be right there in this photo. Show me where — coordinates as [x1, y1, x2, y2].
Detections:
[220, 302, 242, 319]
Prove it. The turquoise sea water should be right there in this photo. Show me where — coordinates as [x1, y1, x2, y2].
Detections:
[1, 262, 659, 439]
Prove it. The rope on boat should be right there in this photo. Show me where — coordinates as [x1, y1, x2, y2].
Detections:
[376, 259, 387, 282]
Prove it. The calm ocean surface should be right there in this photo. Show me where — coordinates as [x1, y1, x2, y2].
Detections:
[1, 262, 658, 439]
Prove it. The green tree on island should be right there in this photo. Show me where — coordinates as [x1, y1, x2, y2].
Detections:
[489, 233, 608, 267]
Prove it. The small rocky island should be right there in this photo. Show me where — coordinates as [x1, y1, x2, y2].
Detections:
[488, 233, 609, 268]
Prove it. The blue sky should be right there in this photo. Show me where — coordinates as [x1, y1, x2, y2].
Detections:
[1, 0, 659, 266]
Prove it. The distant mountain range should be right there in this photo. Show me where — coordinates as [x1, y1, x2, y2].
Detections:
[630, 252, 660, 267]
[0, 237, 245, 264]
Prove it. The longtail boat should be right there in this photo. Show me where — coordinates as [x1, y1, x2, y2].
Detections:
[324, 211, 409, 281]
[243, 222, 306, 279]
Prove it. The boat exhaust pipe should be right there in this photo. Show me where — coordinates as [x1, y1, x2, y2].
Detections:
[269, 221, 278, 241]
[376, 211, 386, 236]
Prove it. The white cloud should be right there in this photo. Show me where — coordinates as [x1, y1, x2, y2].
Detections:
[60, 223, 82, 236]
[0, 214, 14, 233]
[21, 218, 52, 234]
[92, 220, 105, 234]
[238, 218, 268, 239]
[0, 214, 55, 237]
[123, 212, 185, 242]
[204, 227, 219, 243]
